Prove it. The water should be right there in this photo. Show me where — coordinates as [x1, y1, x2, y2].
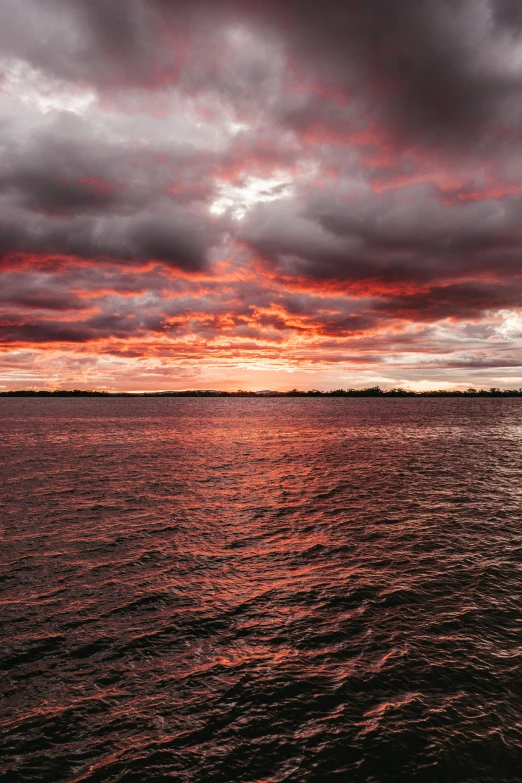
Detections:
[1, 398, 521, 782]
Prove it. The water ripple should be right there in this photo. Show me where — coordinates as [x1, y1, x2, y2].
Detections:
[1, 397, 522, 782]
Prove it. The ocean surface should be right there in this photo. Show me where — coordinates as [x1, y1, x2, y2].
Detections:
[1, 397, 521, 783]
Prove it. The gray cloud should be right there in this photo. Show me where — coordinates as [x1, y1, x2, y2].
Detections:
[1, 0, 522, 385]
[240, 181, 522, 288]
[0, 109, 223, 270]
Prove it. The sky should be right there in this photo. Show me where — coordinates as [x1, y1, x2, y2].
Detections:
[2, 0, 522, 391]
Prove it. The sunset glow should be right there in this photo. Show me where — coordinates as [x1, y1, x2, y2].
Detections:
[2, 1, 522, 390]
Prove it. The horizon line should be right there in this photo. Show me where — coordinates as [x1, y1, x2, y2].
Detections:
[2, 386, 522, 398]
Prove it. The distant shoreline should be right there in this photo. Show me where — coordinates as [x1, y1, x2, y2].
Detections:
[1, 388, 521, 398]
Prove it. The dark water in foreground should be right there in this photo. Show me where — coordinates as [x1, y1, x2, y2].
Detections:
[1, 398, 521, 783]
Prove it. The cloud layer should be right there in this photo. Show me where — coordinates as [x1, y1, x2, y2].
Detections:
[1, 0, 522, 390]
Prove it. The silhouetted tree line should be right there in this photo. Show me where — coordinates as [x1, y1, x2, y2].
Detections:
[2, 386, 522, 397]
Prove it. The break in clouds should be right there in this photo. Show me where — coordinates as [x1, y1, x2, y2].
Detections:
[2, 0, 522, 390]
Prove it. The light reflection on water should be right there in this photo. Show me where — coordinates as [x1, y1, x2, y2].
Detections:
[1, 398, 522, 782]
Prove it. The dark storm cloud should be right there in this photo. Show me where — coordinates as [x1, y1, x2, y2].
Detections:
[0, 318, 94, 344]
[1, 0, 522, 372]
[0, 273, 88, 311]
[0, 0, 159, 87]
[0, 307, 167, 345]
[0, 207, 215, 270]
[0, 155, 117, 215]
[376, 281, 522, 322]
[266, 0, 522, 145]
[0, 112, 221, 270]
[240, 182, 522, 289]
[3, 1, 521, 144]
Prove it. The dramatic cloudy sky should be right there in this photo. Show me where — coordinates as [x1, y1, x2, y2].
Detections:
[2, 0, 522, 390]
